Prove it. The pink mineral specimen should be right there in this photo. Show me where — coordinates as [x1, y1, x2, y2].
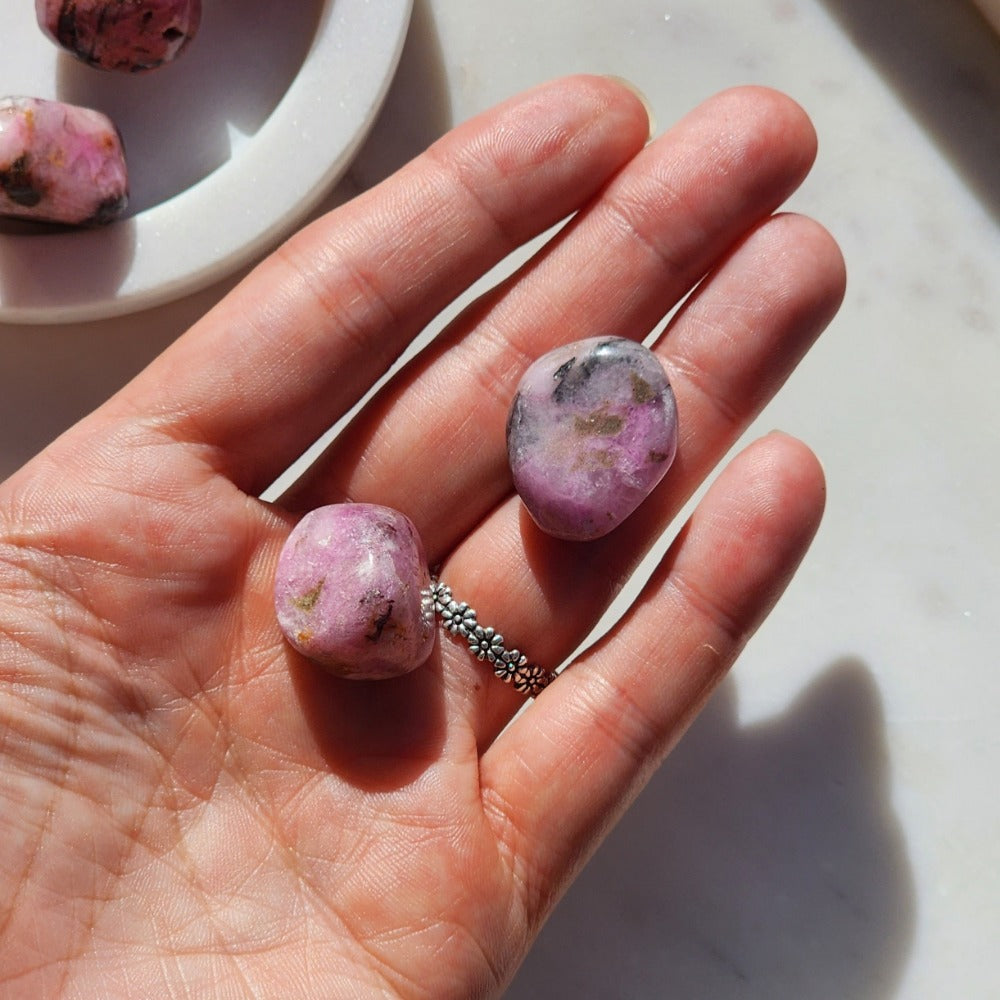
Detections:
[36, 0, 202, 73]
[0, 96, 128, 226]
[507, 337, 678, 540]
[274, 504, 436, 680]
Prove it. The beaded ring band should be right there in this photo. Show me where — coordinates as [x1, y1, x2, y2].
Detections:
[429, 580, 557, 697]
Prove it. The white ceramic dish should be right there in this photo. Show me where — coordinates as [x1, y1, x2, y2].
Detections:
[0, 0, 413, 324]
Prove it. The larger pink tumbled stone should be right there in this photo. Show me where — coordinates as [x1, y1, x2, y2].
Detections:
[507, 337, 678, 540]
[0, 96, 128, 225]
[274, 504, 436, 680]
[36, 0, 202, 73]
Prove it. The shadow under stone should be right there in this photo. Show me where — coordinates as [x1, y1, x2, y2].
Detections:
[56, 0, 325, 214]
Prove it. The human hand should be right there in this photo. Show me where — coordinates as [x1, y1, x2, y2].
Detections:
[0, 76, 844, 998]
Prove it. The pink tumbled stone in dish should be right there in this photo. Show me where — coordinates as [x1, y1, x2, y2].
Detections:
[0, 96, 128, 226]
[274, 504, 436, 680]
[36, 0, 202, 73]
[507, 337, 678, 541]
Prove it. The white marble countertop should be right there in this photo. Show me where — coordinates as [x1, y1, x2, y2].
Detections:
[1, 1, 997, 996]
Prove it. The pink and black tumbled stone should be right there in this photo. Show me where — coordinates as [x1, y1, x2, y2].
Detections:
[507, 336, 678, 541]
[274, 504, 436, 680]
[36, 0, 202, 73]
[0, 96, 128, 225]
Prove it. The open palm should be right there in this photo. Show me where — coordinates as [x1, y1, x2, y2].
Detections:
[0, 77, 844, 998]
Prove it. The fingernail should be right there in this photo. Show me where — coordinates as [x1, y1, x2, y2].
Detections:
[604, 75, 657, 140]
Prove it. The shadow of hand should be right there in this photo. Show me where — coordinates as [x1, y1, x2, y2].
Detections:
[508, 659, 915, 999]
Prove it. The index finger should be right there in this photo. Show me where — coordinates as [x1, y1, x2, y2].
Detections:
[106, 76, 653, 495]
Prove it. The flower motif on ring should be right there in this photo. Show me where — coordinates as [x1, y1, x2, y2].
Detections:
[442, 600, 477, 637]
[468, 625, 505, 663]
[430, 581, 453, 615]
[514, 663, 549, 695]
[495, 648, 525, 683]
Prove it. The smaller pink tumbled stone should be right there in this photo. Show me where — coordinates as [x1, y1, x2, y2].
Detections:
[0, 97, 128, 226]
[274, 504, 436, 680]
[507, 336, 678, 541]
[36, 0, 202, 73]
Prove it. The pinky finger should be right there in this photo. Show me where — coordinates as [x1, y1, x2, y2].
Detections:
[479, 432, 826, 922]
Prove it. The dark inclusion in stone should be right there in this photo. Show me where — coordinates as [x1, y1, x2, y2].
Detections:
[0, 155, 43, 207]
[38, 0, 202, 73]
[274, 504, 436, 680]
[507, 336, 678, 540]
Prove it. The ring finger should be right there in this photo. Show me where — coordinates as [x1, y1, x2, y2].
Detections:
[435, 210, 844, 745]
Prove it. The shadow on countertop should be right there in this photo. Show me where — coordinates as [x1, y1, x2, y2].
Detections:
[344, 0, 453, 190]
[506, 659, 915, 1000]
[818, 0, 1000, 222]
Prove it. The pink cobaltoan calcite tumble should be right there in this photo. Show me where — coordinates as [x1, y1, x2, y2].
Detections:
[274, 504, 436, 680]
[0, 97, 127, 225]
[36, 0, 202, 72]
[507, 337, 678, 541]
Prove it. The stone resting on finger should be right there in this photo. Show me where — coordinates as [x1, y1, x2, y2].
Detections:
[273, 337, 678, 691]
